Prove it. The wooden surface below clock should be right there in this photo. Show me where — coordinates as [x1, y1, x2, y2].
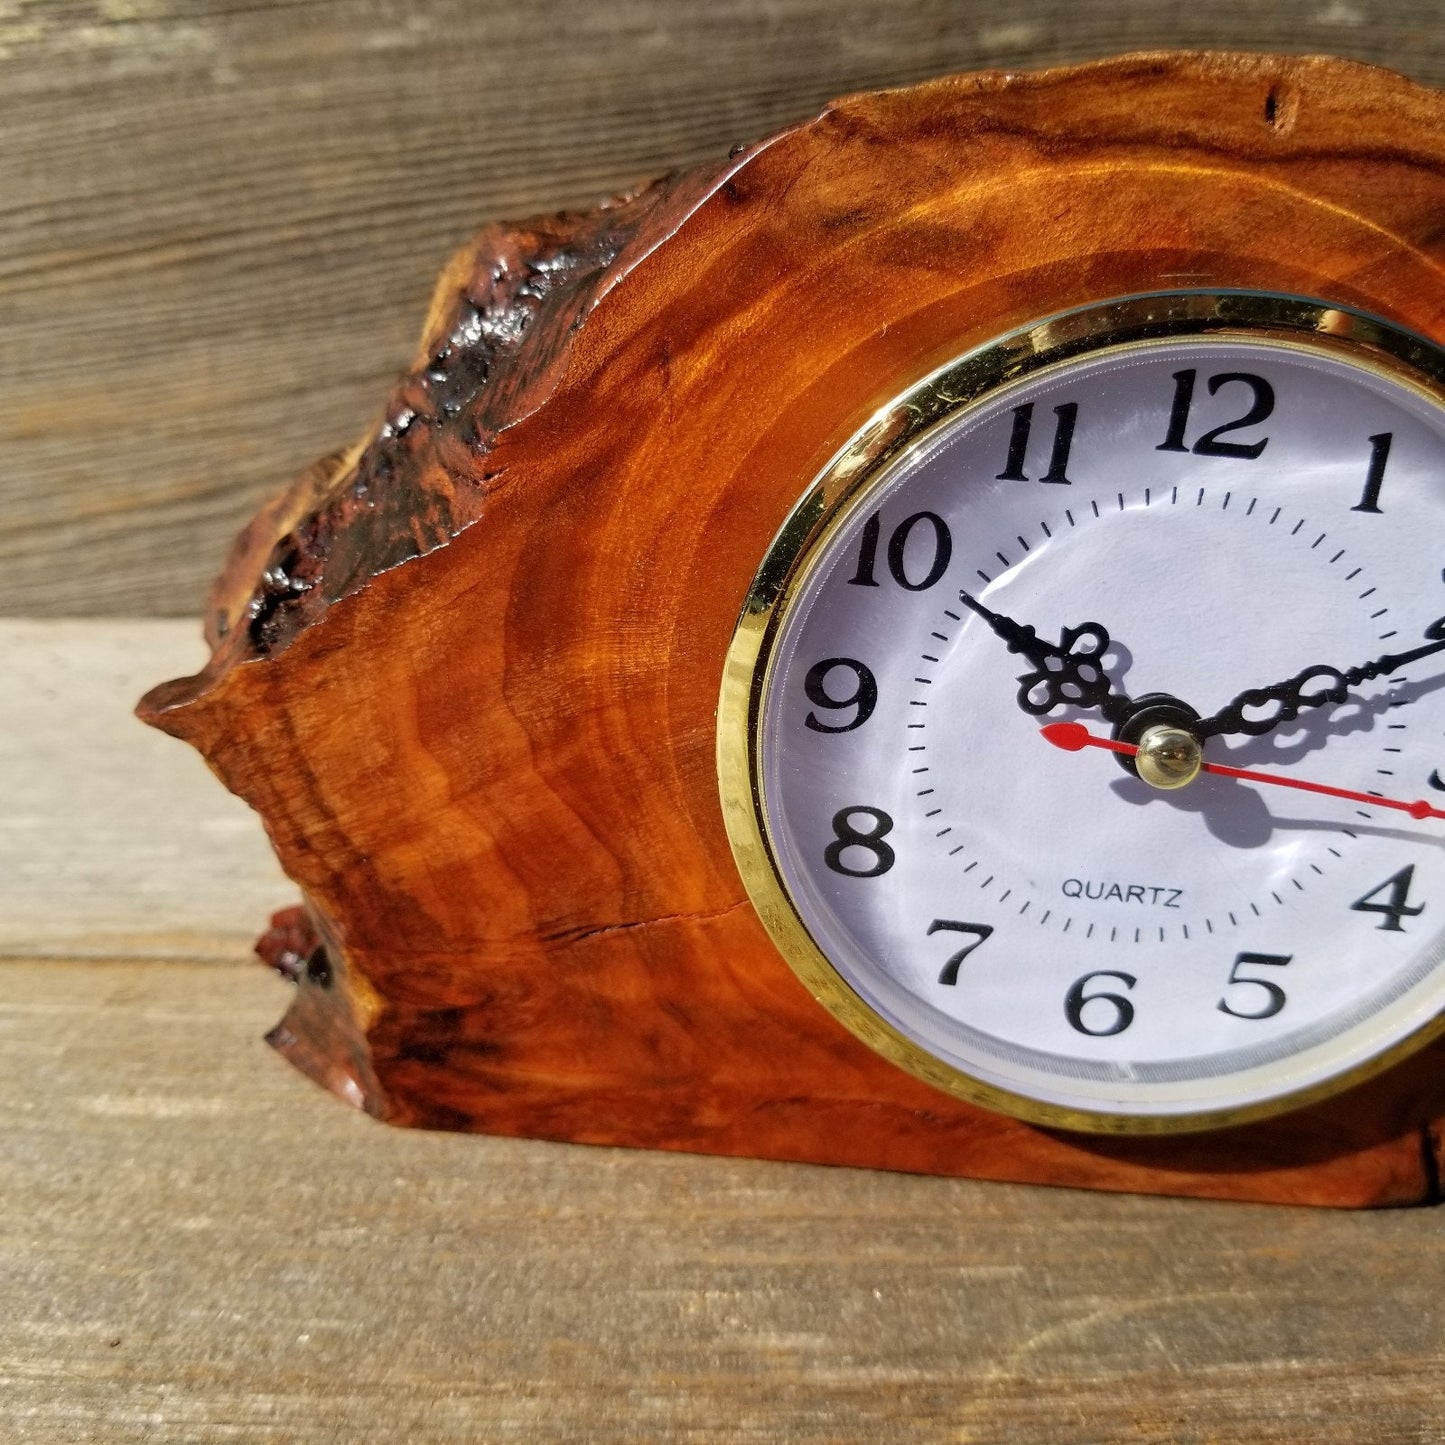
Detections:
[139, 51, 1445, 1204]
[6, 622, 1445, 1443]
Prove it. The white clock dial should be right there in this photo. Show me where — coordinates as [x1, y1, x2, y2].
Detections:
[724, 293, 1445, 1131]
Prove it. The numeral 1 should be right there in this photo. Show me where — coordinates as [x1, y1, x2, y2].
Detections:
[1351, 432, 1392, 514]
[996, 402, 1078, 484]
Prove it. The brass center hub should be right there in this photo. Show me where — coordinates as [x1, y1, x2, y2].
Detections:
[1134, 724, 1204, 790]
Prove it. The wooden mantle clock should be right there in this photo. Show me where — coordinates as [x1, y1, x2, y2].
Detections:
[141, 52, 1445, 1206]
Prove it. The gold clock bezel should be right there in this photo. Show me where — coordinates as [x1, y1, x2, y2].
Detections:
[717, 289, 1445, 1136]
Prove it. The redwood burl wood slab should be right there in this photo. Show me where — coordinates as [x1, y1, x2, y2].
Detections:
[140, 53, 1445, 1205]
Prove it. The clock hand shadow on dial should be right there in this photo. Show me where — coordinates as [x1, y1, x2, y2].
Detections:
[1100, 673, 1445, 850]
[1104, 760, 1277, 848]
[1107, 774, 1445, 850]
[1049, 635, 1445, 845]
[1206, 670, 1445, 771]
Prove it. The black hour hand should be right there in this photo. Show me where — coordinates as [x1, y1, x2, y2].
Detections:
[1198, 615, 1445, 739]
[958, 589, 1127, 722]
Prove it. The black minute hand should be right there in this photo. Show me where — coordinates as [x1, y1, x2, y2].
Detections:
[957, 589, 1131, 725]
[1197, 615, 1445, 739]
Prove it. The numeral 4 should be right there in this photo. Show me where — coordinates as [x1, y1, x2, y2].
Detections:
[1351, 865, 1425, 932]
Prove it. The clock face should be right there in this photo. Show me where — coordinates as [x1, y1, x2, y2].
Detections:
[720, 292, 1445, 1132]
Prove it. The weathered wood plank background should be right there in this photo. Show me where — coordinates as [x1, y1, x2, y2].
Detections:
[0, 621, 288, 959]
[5, 0, 1445, 615]
[6, 957, 1445, 1444]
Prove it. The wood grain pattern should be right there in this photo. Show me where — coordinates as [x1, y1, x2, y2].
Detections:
[138, 54, 1445, 1204]
[6, 956, 1445, 1445]
[10, 1, 1445, 615]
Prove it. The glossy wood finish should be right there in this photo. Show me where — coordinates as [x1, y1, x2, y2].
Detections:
[141, 53, 1445, 1204]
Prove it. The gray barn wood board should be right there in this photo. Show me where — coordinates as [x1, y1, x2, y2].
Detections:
[2, 956, 1444, 1443]
[4, 0, 1445, 614]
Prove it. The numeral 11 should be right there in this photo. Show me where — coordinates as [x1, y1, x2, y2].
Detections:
[997, 402, 1078, 484]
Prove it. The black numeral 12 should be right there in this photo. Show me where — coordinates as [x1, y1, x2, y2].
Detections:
[997, 402, 1078, 484]
[1157, 370, 1274, 459]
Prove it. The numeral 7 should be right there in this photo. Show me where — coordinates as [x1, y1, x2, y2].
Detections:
[928, 919, 994, 985]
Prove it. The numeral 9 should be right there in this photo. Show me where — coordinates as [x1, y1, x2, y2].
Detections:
[804, 658, 878, 733]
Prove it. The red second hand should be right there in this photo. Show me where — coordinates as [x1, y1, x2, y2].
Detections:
[1041, 720, 1445, 822]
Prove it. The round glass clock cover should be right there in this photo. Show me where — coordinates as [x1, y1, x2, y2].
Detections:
[722, 292, 1445, 1132]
